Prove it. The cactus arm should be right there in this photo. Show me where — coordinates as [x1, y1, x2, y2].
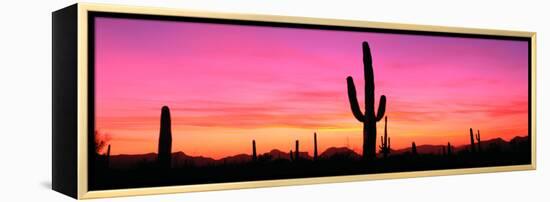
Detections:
[346, 77, 365, 122]
[375, 95, 387, 122]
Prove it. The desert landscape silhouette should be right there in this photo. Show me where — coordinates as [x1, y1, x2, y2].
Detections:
[89, 41, 531, 190]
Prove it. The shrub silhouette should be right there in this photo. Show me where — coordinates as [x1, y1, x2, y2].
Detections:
[379, 116, 391, 158]
[346, 41, 387, 160]
[158, 106, 172, 169]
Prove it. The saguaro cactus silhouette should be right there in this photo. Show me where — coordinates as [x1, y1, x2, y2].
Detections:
[289, 150, 294, 161]
[476, 130, 482, 152]
[379, 117, 391, 158]
[313, 132, 318, 161]
[106, 144, 111, 168]
[252, 140, 257, 161]
[295, 140, 300, 161]
[469, 128, 475, 153]
[411, 142, 417, 156]
[158, 106, 172, 169]
[447, 142, 452, 155]
[346, 41, 387, 160]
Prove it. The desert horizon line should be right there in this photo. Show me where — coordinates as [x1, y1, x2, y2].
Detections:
[102, 134, 528, 160]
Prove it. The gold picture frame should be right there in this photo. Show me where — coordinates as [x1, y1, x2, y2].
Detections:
[52, 3, 536, 199]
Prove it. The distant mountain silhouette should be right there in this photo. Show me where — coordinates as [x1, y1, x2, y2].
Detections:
[392, 144, 449, 155]
[220, 153, 251, 164]
[106, 135, 528, 170]
[454, 137, 509, 152]
[266, 149, 289, 160]
[108, 148, 343, 169]
[320, 147, 361, 159]
[107, 150, 299, 169]
[392, 136, 526, 155]
[172, 151, 217, 167]
[108, 152, 157, 169]
[510, 136, 529, 145]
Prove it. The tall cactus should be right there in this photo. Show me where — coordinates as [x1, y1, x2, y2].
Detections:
[379, 117, 390, 158]
[313, 132, 318, 161]
[252, 140, 257, 161]
[158, 106, 172, 169]
[295, 140, 300, 161]
[411, 142, 417, 156]
[476, 130, 482, 152]
[347, 41, 387, 160]
[469, 128, 475, 153]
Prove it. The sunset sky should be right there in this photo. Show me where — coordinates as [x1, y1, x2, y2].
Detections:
[94, 17, 529, 159]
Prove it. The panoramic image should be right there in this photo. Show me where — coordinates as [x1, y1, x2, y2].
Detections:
[90, 16, 531, 190]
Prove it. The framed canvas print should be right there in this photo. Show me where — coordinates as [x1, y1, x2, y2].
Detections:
[52, 3, 536, 199]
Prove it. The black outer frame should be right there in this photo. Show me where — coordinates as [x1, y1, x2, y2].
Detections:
[52, 4, 533, 198]
[52, 4, 78, 199]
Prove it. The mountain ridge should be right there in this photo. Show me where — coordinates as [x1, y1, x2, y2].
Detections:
[108, 135, 528, 169]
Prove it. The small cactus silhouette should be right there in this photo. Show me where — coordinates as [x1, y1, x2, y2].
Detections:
[313, 132, 318, 161]
[447, 142, 452, 156]
[289, 150, 294, 161]
[346, 41, 387, 160]
[158, 106, 172, 169]
[469, 128, 476, 153]
[476, 130, 482, 152]
[252, 140, 257, 161]
[295, 140, 300, 161]
[379, 117, 391, 158]
[411, 142, 417, 156]
[106, 144, 111, 168]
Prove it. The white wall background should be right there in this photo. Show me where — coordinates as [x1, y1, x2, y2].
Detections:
[0, 0, 547, 201]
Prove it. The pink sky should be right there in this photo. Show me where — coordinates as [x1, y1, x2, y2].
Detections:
[94, 17, 529, 159]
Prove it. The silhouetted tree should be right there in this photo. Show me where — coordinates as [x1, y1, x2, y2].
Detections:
[313, 132, 318, 161]
[252, 140, 257, 161]
[379, 116, 391, 158]
[158, 106, 172, 169]
[346, 41, 387, 160]
[94, 130, 110, 155]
